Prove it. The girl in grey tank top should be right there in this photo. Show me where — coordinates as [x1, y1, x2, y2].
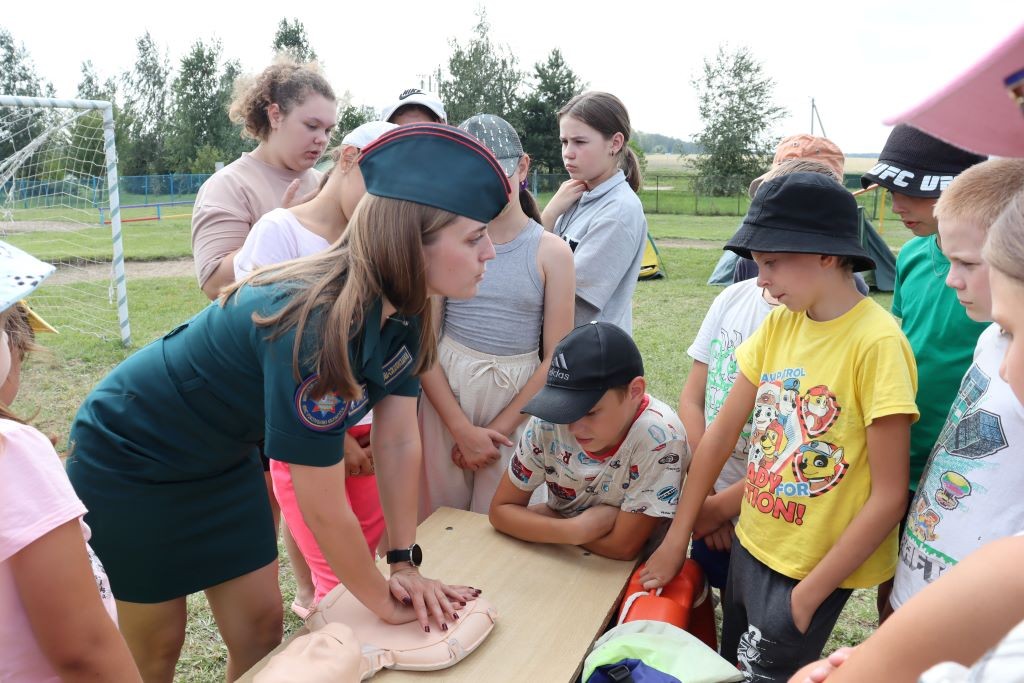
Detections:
[418, 115, 577, 517]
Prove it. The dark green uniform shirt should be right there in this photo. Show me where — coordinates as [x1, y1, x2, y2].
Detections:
[66, 283, 420, 602]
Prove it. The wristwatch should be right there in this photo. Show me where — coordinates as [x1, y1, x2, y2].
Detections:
[386, 543, 423, 567]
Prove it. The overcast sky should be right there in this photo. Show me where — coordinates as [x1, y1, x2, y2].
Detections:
[4, 1, 1021, 154]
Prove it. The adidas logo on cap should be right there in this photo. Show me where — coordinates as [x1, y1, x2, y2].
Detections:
[549, 352, 570, 381]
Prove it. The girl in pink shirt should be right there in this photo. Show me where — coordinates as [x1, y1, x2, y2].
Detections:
[0, 242, 140, 682]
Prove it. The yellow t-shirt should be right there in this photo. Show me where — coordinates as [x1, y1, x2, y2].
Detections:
[734, 298, 919, 588]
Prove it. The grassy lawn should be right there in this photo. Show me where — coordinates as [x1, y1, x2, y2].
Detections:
[646, 214, 914, 250]
[15, 239, 896, 679]
[3, 216, 193, 261]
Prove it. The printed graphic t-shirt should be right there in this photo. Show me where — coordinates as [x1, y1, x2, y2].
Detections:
[687, 278, 774, 496]
[892, 324, 1024, 608]
[508, 395, 690, 518]
[735, 298, 919, 588]
[0, 420, 118, 683]
[893, 236, 988, 490]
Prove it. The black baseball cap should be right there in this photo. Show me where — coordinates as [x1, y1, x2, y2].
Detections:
[725, 172, 875, 273]
[860, 124, 985, 198]
[521, 322, 644, 424]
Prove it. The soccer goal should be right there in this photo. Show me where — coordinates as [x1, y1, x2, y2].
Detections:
[0, 95, 131, 346]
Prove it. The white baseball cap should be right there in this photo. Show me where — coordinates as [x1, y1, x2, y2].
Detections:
[382, 89, 447, 124]
[341, 121, 397, 149]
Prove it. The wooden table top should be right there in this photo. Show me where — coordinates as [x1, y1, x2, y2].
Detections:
[240, 507, 638, 682]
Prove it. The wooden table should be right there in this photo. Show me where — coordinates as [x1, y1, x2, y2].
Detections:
[240, 507, 638, 682]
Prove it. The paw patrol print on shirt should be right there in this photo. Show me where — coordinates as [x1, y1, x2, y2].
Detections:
[744, 369, 850, 526]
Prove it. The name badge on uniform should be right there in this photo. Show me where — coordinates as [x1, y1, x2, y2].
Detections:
[382, 346, 414, 387]
[294, 373, 348, 432]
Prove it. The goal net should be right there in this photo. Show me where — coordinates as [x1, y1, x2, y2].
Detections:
[0, 95, 131, 346]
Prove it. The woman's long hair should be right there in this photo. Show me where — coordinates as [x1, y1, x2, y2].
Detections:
[221, 195, 458, 400]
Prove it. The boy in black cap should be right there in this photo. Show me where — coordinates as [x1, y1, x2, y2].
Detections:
[488, 322, 690, 561]
[861, 124, 987, 620]
[641, 173, 919, 681]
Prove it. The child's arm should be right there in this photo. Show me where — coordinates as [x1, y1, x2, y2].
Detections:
[640, 374, 757, 589]
[678, 360, 709, 452]
[489, 474, 618, 545]
[581, 510, 665, 561]
[11, 520, 142, 682]
[485, 234, 575, 438]
[792, 536, 1024, 683]
[789, 413, 912, 634]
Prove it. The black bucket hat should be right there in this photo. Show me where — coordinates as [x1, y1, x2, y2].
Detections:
[860, 124, 986, 197]
[726, 172, 875, 273]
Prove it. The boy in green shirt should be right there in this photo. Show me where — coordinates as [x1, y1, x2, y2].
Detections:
[860, 124, 986, 620]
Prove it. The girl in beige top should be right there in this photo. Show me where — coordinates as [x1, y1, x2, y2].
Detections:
[191, 57, 337, 299]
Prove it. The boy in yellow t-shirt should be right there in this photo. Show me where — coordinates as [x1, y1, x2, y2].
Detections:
[641, 172, 919, 682]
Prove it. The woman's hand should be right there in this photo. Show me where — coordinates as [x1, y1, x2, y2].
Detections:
[452, 425, 511, 471]
[281, 179, 320, 208]
[388, 566, 481, 632]
[788, 647, 855, 683]
[545, 179, 588, 221]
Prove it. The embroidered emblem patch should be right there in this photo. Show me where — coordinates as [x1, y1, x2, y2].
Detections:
[294, 374, 348, 432]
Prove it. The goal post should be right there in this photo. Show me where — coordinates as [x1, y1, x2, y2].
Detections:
[0, 95, 131, 346]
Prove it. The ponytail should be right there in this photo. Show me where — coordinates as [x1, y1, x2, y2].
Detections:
[520, 187, 542, 223]
[620, 146, 642, 193]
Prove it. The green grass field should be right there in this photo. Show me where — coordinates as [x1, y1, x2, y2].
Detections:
[12, 223, 901, 678]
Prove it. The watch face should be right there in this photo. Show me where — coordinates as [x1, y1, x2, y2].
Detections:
[410, 543, 423, 566]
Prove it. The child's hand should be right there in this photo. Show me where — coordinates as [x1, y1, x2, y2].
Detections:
[571, 504, 619, 545]
[788, 647, 855, 683]
[693, 494, 725, 539]
[700, 521, 734, 552]
[639, 539, 686, 590]
[344, 433, 374, 476]
[453, 425, 511, 470]
[790, 581, 820, 635]
[545, 179, 588, 219]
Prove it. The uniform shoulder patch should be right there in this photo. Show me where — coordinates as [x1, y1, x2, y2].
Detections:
[294, 373, 348, 432]
[382, 345, 414, 387]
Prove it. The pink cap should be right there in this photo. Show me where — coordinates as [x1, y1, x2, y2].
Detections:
[886, 23, 1024, 157]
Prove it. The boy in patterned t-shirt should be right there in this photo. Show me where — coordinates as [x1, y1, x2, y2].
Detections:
[642, 173, 919, 682]
[488, 322, 690, 561]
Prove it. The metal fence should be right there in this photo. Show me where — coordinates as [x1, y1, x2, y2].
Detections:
[119, 173, 210, 204]
[531, 172, 889, 219]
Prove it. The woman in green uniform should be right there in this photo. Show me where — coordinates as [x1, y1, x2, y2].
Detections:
[65, 124, 511, 681]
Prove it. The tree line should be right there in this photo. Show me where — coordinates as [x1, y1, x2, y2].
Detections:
[2, 14, 785, 196]
[1, 13, 588, 177]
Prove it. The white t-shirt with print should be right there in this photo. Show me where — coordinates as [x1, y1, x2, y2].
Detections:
[686, 278, 774, 496]
[893, 324, 1024, 609]
[507, 395, 690, 518]
[233, 207, 331, 281]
